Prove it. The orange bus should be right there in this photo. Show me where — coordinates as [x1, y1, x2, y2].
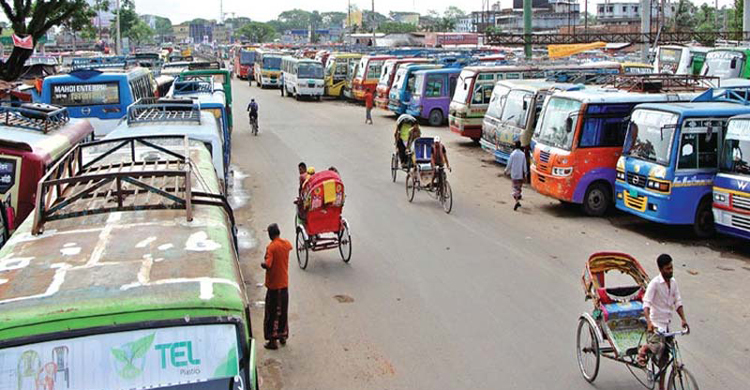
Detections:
[352, 55, 395, 101]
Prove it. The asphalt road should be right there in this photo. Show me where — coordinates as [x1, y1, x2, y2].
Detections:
[229, 78, 750, 389]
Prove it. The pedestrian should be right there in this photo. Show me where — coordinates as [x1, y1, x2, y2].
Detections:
[280, 72, 285, 97]
[505, 140, 528, 211]
[260, 223, 292, 350]
[364, 90, 374, 125]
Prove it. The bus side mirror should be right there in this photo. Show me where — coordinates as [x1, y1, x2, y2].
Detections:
[731, 58, 738, 69]
[565, 116, 574, 133]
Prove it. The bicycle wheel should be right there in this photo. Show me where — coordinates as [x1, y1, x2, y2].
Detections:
[391, 153, 398, 182]
[295, 229, 309, 270]
[406, 172, 416, 202]
[442, 180, 453, 214]
[338, 222, 352, 263]
[576, 317, 600, 383]
[668, 366, 699, 390]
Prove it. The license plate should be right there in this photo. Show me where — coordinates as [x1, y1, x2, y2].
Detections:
[629, 190, 638, 198]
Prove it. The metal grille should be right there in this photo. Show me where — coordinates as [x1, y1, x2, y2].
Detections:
[624, 192, 647, 212]
[539, 150, 550, 163]
[732, 193, 750, 212]
[731, 214, 750, 231]
[127, 98, 201, 125]
[626, 172, 647, 188]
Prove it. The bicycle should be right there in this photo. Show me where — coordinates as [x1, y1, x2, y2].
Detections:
[249, 115, 258, 136]
[625, 327, 699, 390]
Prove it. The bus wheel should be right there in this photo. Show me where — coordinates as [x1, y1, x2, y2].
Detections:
[428, 109, 444, 126]
[582, 183, 610, 217]
[693, 198, 715, 238]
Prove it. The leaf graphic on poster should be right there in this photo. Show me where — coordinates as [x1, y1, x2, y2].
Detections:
[129, 333, 155, 359]
[213, 347, 239, 377]
[111, 347, 129, 364]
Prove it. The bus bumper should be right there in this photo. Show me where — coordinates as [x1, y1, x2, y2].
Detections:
[531, 168, 576, 203]
[714, 208, 750, 239]
[614, 183, 685, 224]
[375, 96, 389, 109]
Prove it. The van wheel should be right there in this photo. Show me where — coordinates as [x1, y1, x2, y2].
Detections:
[428, 109, 444, 126]
[582, 182, 610, 217]
[693, 198, 715, 238]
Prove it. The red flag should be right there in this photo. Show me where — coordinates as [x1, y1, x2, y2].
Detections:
[12, 34, 33, 50]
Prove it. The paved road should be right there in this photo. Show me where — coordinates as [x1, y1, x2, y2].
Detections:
[229, 79, 750, 389]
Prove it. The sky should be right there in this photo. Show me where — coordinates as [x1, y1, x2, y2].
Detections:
[134, 0, 736, 24]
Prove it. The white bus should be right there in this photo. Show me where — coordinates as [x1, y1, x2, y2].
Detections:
[281, 56, 325, 100]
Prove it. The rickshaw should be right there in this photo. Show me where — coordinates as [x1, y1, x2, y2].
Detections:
[390, 114, 418, 182]
[577, 252, 697, 389]
[405, 137, 453, 214]
[295, 169, 351, 269]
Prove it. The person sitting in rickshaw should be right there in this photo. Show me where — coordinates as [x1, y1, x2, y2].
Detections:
[296, 165, 316, 223]
[395, 116, 421, 168]
[430, 136, 451, 189]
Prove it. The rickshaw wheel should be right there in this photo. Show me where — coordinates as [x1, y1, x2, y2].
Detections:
[338, 222, 352, 263]
[390, 153, 398, 182]
[441, 180, 453, 214]
[576, 317, 600, 383]
[405, 172, 416, 202]
[295, 229, 309, 270]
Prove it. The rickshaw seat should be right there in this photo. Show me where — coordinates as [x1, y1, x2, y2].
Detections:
[414, 138, 433, 163]
[596, 286, 644, 304]
[418, 163, 433, 172]
[602, 301, 644, 322]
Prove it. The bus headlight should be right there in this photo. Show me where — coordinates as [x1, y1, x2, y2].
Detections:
[616, 170, 625, 181]
[552, 167, 573, 177]
[713, 190, 729, 206]
[646, 179, 671, 193]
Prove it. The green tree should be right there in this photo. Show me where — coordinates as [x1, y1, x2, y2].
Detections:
[277, 9, 312, 30]
[378, 21, 417, 34]
[236, 21, 276, 43]
[128, 20, 154, 45]
[321, 12, 347, 27]
[0, 0, 93, 80]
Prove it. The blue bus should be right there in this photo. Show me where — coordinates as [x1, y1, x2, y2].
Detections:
[713, 114, 750, 239]
[41, 67, 157, 137]
[388, 64, 442, 115]
[615, 87, 750, 237]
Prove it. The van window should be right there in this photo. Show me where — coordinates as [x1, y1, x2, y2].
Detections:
[501, 90, 532, 128]
[425, 75, 444, 97]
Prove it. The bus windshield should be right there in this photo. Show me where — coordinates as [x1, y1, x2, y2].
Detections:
[263, 56, 281, 70]
[366, 60, 385, 80]
[453, 73, 474, 104]
[721, 119, 750, 174]
[623, 109, 679, 166]
[51, 82, 120, 106]
[240, 50, 255, 65]
[658, 48, 682, 73]
[412, 74, 425, 97]
[356, 58, 367, 78]
[393, 69, 408, 90]
[703, 50, 745, 79]
[378, 63, 393, 86]
[535, 97, 582, 150]
[298, 63, 323, 79]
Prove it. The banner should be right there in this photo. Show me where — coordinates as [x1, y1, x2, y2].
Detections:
[547, 42, 606, 58]
[11, 34, 33, 50]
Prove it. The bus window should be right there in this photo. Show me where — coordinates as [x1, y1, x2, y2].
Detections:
[449, 76, 457, 98]
[473, 84, 493, 105]
[425, 75, 444, 97]
[679, 131, 720, 169]
[579, 118, 627, 147]
[51, 82, 120, 106]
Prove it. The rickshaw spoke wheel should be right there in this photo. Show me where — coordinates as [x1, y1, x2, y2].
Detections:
[406, 172, 416, 202]
[391, 154, 398, 182]
[576, 317, 600, 383]
[441, 180, 453, 214]
[338, 223, 352, 263]
[668, 366, 699, 390]
[295, 229, 309, 270]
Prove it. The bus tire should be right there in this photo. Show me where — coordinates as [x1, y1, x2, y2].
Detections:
[428, 109, 444, 126]
[582, 182, 611, 217]
[693, 197, 715, 238]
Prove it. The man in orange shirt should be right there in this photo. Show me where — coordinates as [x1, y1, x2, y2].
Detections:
[364, 90, 374, 125]
[260, 223, 292, 350]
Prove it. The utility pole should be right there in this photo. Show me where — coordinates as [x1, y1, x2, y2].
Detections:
[372, 0, 376, 47]
[523, 0, 531, 59]
[745, 0, 750, 39]
[116, 0, 122, 55]
[220, 0, 224, 23]
[640, 0, 650, 63]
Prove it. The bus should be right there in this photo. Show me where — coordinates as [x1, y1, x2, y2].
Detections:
[615, 87, 750, 236]
[343, 59, 361, 100]
[481, 80, 582, 164]
[352, 55, 396, 101]
[130, 52, 164, 77]
[105, 99, 229, 191]
[449, 65, 541, 142]
[532, 89, 695, 217]
[41, 67, 157, 137]
[0, 135, 258, 389]
[388, 64, 443, 115]
[324, 53, 362, 98]
[713, 114, 750, 239]
[169, 75, 232, 156]
[179, 67, 233, 131]
[701, 47, 750, 80]
[281, 57, 325, 100]
[0, 103, 94, 245]
[406, 68, 461, 126]
[375, 58, 432, 109]
[234, 48, 257, 80]
[253, 49, 283, 88]
[654, 45, 709, 75]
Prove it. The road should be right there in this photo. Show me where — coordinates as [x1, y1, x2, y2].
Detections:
[229, 78, 750, 389]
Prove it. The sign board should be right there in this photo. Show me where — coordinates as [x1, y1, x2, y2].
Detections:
[0, 324, 240, 389]
[51, 82, 120, 106]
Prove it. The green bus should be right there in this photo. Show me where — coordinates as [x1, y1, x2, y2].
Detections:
[701, 47, 750, 79]
[0, 135, 257, 389]
[181, 65, 233, 130]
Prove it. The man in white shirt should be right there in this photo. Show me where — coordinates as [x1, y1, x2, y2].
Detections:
[505, 141, 527, 211]
[637, 254, 689, 389]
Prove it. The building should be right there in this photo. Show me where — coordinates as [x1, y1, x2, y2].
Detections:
[213, 24, 232, 44]
[494, 0, 579, 33]
[190, 21, 213, 44]
[596, 1, 675, 26]
[173, 24, 190, 44]
[140, 15, 158, 30]
[456, 16, 475, 33]
[391, 12, 421, 26]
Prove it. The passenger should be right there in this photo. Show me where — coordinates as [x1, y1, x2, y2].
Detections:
[395, 118, 420, 168]
[328, 166, 339, 174]
[298, 162, 308, 194]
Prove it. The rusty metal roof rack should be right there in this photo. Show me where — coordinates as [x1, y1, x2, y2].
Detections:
[0, 103, 70, 133]
[126, 98, 202, 125]
[31, 135, 234, 235]
[607, 74, 720, 93]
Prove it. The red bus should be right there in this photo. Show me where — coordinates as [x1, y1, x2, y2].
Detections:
[233, 47, 257, 80]
[352, 55, 395, 101]
[0, 103, 94, 244]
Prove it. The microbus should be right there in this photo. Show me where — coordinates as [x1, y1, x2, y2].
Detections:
[281, 56, 325, 100]
[253, 49, 283, 88]
[406, 68, 461, 126]
[375, 58, 432, 109]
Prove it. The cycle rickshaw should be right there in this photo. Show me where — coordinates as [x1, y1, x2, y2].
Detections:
[405, 137, 453, 214]
[391, 114, 419, 182]
[577, 252, 697, 389]
[295, 169, 351, 269]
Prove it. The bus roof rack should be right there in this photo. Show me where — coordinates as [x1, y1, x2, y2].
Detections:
[692, 85, 750, 104]
[608, 74, 719, 93]
[127, 98, 202, 125]
[0, 102, 70, 133]
[31, 135, 233, 235]
[172, 75, 215, 95]
[187, 61, 222, 70]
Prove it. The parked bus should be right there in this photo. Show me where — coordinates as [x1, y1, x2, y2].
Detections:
[0, 103, 93, 245]
[41, 67, 157, 137]
[449, 65, 541, 142]
[713, 114, 750, 239]
[234, 48, 257, 80]
[481, 80, 581, 164]
[324, 53, 362, 98]
[388, 64, 443, 115]
[654, 45, 709, 75]
[701, 47, 750, 80]
[406, 68, 461, 126]
[0, 135, 258, 389]
[532, 89, 695, 216]
[375, 58, 432, 109]
[253, 49, 283, 88]
[615, 87, 750, 236]
[179, 67, 233, 130]
[281, 56, 325, 100]
[343, 60, 360, 100]
[130, 52, 164, 77]
[169, 75, 232, 157]
[352, 55, 396, 101]
[105, 99, 229, 191]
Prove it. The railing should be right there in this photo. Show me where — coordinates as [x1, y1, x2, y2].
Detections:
[485, 31, 750, 45]
[0, 103, 70, 133]
[126, 98, 202, 125]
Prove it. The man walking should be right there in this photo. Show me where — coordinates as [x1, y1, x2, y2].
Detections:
[261, 223, 292, 350]
[505, 141, 527, 211]
[364, 90, 374, 125]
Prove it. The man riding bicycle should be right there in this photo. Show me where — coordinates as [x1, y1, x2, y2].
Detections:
[247, 98, 259, 131]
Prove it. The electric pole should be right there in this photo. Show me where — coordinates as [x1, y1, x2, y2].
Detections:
[372, 0, 376, 46]
[116, 0, 122, 55]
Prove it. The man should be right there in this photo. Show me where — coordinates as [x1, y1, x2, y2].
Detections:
[430, 136, 450, 189]
[298, 162, 308, 194]
[505, 141, 527, 211]
[280, 73, 285, 97]
[260, 223, 292, 350]
[637, 254, 689, 390]
[394, 117, 420, 167]
[364, 90, 374, 125]
[247, 98, 259, 129]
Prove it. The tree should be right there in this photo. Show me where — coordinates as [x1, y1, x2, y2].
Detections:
[277, 9, 312, 30]
[0, 0, 93, 80]
[321, 11, 347, 27]
[128, 20, 154, 45]
[378, 22, 417, 34]
[443, 6, 466, 22]
[236, 21, 276, 43]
